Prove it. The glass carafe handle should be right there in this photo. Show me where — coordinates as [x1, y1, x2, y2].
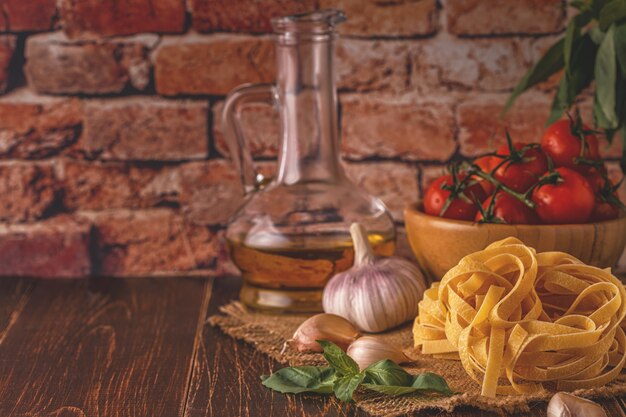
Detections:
[221, 83, 277, 194]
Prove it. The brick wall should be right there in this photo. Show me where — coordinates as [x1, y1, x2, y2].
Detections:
[0, 0, 624, 277]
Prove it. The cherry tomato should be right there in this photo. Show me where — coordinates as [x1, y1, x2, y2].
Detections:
[531, 167, 595, 224]
[590, 199, 620, 222]
[493, 142, 548, 193]
[541, 120, 600, 172]
[473, 156, 497, 195]
[585, 164, 609, 194]
[475, 192, 540, 224]
[423, 174, 487, 221]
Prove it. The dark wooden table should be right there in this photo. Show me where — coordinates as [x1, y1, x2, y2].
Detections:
[1, 276, 625, 417]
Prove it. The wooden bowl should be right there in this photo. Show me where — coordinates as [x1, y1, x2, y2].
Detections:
[404, 203, 626, 281]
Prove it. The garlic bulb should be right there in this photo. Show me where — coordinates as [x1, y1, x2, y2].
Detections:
[547, 392, 607, 417]
[323, 223, 426, 333]
[285, 313, 360, 353]
[347, 336, 411, 370]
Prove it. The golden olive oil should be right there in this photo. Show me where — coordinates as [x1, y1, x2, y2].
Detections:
[228, 233, 395, 312]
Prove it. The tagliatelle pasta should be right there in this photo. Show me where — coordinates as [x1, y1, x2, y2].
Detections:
[413, 237, 626, 398]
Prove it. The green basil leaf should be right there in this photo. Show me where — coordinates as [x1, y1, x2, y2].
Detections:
[595, 24, 619, 128]
[594, 89, 613, 128]
[361, 383, 419, 396]
[599, 0, 626, 30]
[261, 366, 337, 394]
[411, 372, 455, 395]
[317, 340, 359, 376]
[333, 373, 365, 403]
[361, 372, 454, 397]
[364, 359, 414, 387]
[503, 38, 565, 115]
[564, 12, 593, 74]
[572, 0, 592, 11]
[548, 34, 597, 124]
[590, 26, 606, 45]
[615, 24, 626, 77]
[594, 0, 612, 19]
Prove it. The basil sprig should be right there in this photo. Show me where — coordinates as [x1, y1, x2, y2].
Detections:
[261, 341, 454, 403]
[504, 0, 626, 172]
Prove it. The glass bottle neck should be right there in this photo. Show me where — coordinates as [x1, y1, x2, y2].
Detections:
[275, 36, 344, 185]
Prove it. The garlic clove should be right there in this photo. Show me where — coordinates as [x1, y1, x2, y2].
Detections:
[346, 335, 411, 370]
[547, 392, 607, 417]
[323, 223, 427, 333]
[285, 313, 360, 353]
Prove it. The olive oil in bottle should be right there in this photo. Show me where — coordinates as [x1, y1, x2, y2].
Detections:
[228, 232, 395, 313]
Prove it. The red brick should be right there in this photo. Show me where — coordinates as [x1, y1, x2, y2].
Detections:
[191, 0, 316, 33]
[0, 89, 82, 158]
[59, 160, 164, 211]
[0, 215, 92, 278]
[60, 0, 185, 39]
[447, 0, 564, 36]
[0, 162, 60, 222]
[0, 0, 56, 32]
[344, 161, 419, 220]
[155, 34, 275, 96]
[25, 32, 156, 95]
[212, 100, 279, 159]
[84, 209, 222, 276]
[60, 159, 244, 226]
[457, 92, 553, 157]
[340, 94, 457, 161]
[321, 0, 437, 37]
[82, 97, 208, 161]
[337, 39, 410, 93]
[0, 35, 15, 93]
[177, 160, 244, 226]
[412, 36, 540, 92]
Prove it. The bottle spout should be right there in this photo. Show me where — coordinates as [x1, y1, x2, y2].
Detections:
[271, 9, 346, 36]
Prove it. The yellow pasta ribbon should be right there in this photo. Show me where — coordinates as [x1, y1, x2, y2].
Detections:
[413, 237, 626, 397]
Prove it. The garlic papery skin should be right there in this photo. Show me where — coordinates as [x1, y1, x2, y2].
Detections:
[322, 223, 426, 333]
[547, 393, 607, 417]
[286, 313, 361, 353]
[347, 336, 411, 370]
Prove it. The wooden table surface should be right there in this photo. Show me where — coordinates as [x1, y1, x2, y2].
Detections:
[1, 276, 626, 417]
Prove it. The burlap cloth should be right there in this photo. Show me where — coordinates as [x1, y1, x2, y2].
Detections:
[209, 301, 626, 416]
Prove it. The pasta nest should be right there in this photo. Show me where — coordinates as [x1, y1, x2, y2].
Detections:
[413, 237, 626, 397]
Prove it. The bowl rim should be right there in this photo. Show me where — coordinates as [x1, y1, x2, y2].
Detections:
[404, 201, 626, 229]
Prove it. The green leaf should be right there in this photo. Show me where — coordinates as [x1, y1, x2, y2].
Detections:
[615, 24, 626, 77]
[595, 24, 619, 128]
[563, 11, 593, 74]
[571, 0, 592, 11]
[594, 89, 613, 128]
[593, 0, 612, 19]
[333, 373, 365, 403]
[411, 372, 455, 395]
[503, 38, 565, 115]
[361, 383, 419, 396]
[548, 34, 598, 124]
[317, 340, 359, 376]
[364, 360, 414, 387]
[589, 26, 606, 44]
[599, 0, 626, 30]
[261, 366, 336, 394]
[361, 372, 454, 397]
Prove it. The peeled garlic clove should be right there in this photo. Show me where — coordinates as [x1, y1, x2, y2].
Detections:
[547, 392, 607, 417]
[347, 336, 411, 370]
[286, 313, 360, 353]
[323, 223, 426, 333]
